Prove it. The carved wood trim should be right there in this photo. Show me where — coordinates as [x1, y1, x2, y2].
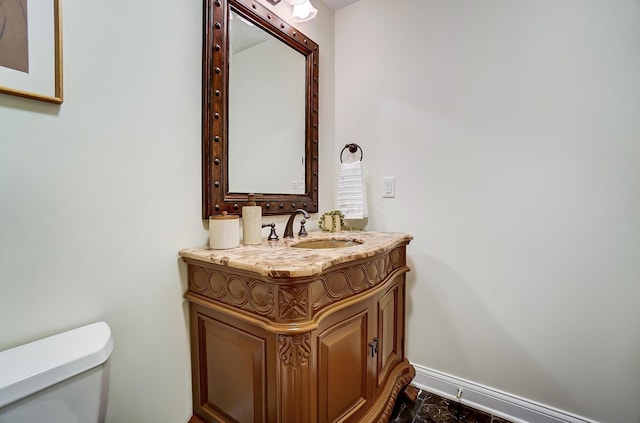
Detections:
[375, 363, 416, 423]
[189, 266, 276, 318]
[186, 247, 408, 324]
[310, 252, 398, 312]
[362, 360, 416, 423]
[278, 286, 309, 321]
[278, 333, 313, 422]
[186, 267, 408, 338]
[278, 333, 311, 369]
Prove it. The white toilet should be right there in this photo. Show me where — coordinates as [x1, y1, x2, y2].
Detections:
[0, 322, 114, 423]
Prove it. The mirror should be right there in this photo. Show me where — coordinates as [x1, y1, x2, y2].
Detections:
[202, 0, 319, 217]
[229, 10, 306, 194]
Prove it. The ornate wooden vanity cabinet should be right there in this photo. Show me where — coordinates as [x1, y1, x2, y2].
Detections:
[181, 232, 414, 423]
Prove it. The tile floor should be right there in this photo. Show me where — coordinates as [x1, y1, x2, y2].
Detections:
[390, 387, 513, 423]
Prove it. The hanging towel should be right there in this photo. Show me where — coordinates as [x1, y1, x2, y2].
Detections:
[336, 160, 368, 219]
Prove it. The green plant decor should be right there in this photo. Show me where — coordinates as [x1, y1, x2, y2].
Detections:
[318, 210, 361, 232]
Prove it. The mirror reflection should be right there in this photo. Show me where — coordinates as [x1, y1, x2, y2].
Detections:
[228, 11, 306, 194]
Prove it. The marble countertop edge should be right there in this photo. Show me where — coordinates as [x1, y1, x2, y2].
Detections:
[179, 231, 412, 278]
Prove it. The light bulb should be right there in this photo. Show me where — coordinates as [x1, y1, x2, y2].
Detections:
[291, 0, 317, 22]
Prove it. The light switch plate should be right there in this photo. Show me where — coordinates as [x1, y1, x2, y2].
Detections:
[383, 177, 395, 198]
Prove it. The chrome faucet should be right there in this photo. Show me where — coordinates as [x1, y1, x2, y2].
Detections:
[283, 209, 310, 238]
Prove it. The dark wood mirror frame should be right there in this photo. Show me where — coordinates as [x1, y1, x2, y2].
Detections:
[202, 0, 319, 218]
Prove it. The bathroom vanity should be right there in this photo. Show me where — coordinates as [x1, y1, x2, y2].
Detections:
[180, 231, 414, 423]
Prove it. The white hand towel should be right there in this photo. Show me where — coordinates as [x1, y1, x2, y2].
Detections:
[337, 161, 368, 219]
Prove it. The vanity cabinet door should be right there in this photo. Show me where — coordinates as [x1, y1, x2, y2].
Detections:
[372, 276, 405, 397]
[317, 301, 374, 423]
[190, 304, 277, 423]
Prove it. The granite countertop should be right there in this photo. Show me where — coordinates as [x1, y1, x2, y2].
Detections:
[179, 231, 412, 278]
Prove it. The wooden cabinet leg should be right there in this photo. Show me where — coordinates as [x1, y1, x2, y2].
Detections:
[402, 384, 419, 403]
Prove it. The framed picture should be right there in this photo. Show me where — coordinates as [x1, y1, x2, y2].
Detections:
[0, 0, 62, 104]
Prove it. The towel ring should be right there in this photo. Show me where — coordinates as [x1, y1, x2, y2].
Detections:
[340, 143, 363, 163]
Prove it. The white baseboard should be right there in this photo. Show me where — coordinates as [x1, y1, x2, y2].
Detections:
[411, 363, 599, 423]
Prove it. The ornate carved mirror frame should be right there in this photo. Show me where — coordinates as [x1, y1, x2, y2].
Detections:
[202, 0, 319, 217]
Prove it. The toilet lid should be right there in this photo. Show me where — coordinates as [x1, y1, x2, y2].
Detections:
[0, 322, 113, 408]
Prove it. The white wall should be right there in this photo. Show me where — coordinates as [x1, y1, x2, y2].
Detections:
[335, 1, 640, 422]
[0, 1, 334, 423]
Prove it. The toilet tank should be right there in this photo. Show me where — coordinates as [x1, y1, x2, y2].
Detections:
[0, 322, 114, 423]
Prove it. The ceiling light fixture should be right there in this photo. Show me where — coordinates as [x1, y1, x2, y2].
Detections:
[284, 0, 318, 22]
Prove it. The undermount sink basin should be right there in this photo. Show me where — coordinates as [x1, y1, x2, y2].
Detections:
[291, 239, 362, 249]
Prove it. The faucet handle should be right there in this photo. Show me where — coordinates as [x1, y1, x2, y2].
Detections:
[298, 219, 308, 237]
[262, 223, 279, 241]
